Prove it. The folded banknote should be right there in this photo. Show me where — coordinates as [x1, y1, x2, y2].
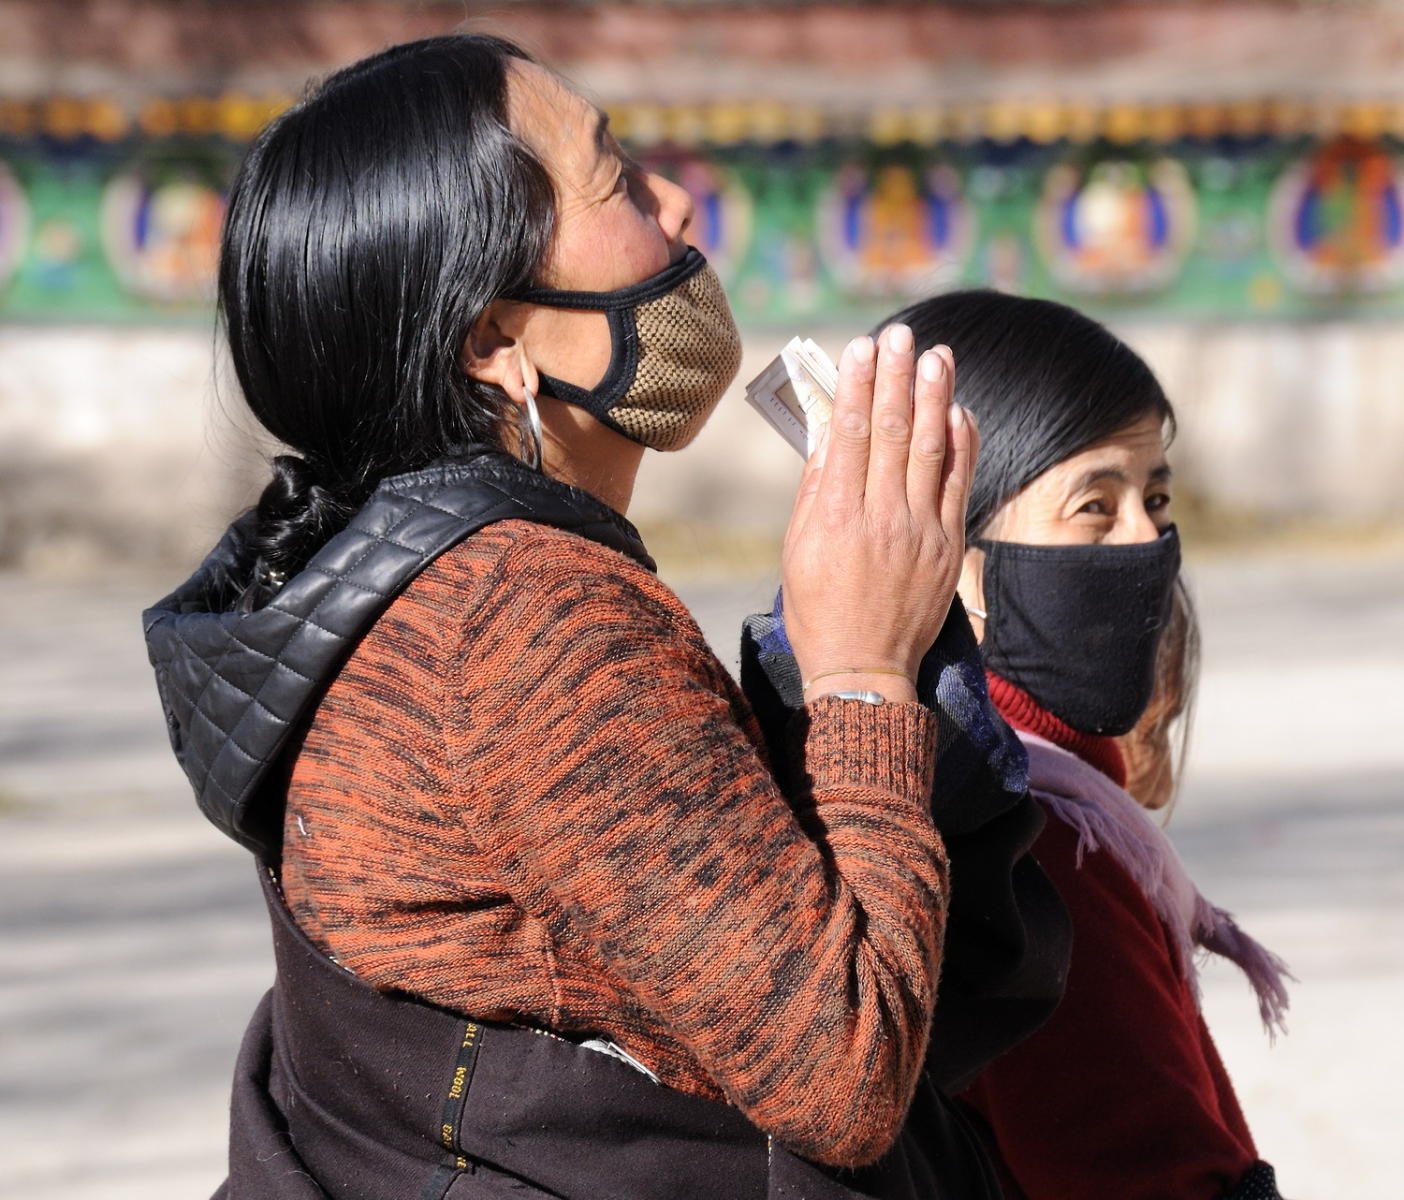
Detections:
[744, 337, 838, 458]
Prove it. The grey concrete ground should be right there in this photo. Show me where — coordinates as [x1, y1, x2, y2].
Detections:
[2, 545, 1401, 1199]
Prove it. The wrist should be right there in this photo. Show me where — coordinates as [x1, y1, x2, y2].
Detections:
[803, 670, 918, 705]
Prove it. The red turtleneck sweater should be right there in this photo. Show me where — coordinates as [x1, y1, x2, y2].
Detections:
[961, 675, 1260, 1200]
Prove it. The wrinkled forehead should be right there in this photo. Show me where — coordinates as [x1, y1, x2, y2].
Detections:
[1086, 411, 1171, 460]
[505, 58, 601, 183]
[1043, 412, 1171, 485]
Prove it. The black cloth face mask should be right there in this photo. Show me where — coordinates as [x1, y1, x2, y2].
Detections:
[513, 248, 742, 452]
[974, 526, 1182, 737]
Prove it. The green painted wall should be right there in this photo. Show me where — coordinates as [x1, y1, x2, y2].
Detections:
[2, 132, 1402, 325]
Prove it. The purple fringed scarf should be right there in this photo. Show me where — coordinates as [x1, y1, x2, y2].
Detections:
[1019, 731, 1294, 1039]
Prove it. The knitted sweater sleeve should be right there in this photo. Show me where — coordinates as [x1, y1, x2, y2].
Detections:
[443, 530, 949, 1168]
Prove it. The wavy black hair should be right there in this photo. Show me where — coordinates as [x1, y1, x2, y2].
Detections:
[218, 34, 555, 593]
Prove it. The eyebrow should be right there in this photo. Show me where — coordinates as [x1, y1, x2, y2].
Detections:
[1070, 463, 1173, 491]
[593, 108, 612, 155]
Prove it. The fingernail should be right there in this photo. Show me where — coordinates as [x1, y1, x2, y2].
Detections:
[885, 323, 914, 354]
[850, 335, 876, 364]
[936, 344, 955, 371]
[949, 403, 966, 430]
[919, 350, 944, 383]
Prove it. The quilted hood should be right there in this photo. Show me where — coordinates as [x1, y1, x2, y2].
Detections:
[142, 449, 652, 859]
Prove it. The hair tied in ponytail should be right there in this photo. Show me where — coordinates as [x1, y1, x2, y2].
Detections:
[247, 455, 357, 593]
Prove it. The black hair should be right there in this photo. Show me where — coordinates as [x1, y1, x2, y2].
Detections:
[879, 289, 1175, 541]
[218, 34, 555, 595]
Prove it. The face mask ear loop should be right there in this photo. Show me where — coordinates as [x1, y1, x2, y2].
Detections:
[516, 387, 544, 472]
[970, 538, 995, 635]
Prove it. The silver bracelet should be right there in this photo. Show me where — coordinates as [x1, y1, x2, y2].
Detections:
[824, 689, 886, 706]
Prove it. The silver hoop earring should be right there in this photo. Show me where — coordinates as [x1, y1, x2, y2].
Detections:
[516, 387, 543, 472]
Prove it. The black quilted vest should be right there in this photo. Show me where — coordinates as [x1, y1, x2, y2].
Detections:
[143, 449, 1007, 1199]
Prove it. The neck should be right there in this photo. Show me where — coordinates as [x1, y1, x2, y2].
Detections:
[542, 445, 643, 516]
[986, 673, 1128, 788]
[537, 395, 645, 516]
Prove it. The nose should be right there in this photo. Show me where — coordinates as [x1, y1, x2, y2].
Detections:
[648, 171, 694, 248]
[1115, 507, 1163, 545]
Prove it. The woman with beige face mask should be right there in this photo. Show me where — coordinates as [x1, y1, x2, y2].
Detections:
[141, 34, 1035, 1199]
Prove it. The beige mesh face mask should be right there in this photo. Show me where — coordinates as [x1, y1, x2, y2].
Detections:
[515, 249, 742, 452]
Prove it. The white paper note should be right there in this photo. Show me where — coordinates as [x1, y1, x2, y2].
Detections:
[744, 337, 839, 457]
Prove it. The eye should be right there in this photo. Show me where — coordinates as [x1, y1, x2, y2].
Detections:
[1146, 492, 1171, 513]
[610, 158, 645, 202]
[1077, 499, 1109, 516]
[604, 136, 643, 195]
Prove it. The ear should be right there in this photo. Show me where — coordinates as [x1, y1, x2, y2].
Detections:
[461, 300, 540, 401]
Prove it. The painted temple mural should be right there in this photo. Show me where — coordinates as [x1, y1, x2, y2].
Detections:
[2, 96, 1404, 323]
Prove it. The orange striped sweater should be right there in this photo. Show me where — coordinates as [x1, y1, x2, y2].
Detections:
[280, 518, 949, 1167]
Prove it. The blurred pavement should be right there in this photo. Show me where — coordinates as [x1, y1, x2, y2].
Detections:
[1, 545, 1401, 1198]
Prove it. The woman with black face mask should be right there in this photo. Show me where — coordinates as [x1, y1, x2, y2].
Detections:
[875, 291, 1293, 1200]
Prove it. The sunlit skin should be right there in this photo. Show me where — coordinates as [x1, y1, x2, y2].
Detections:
[463, 61, 978, 706]
[959, 411, 1173, 642]
[463, 60, 695, 515]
